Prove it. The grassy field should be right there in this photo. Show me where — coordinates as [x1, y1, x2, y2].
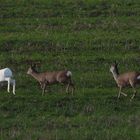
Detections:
[0, 0, 140, 139]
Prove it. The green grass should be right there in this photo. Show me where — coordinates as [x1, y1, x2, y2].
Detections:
[0, 0, 140, 140]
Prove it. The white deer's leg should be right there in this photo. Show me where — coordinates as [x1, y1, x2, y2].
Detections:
[12, 79, 16, 95]
[6, 78, 11, 93]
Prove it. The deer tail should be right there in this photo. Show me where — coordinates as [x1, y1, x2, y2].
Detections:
[66, 71, 72, 77]
[137, 75, 140, 80]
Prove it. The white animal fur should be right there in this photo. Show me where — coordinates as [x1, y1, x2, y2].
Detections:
[66, 71, 72, 77]
[137, 75, 140, 80]
[0, 68, 16, 94]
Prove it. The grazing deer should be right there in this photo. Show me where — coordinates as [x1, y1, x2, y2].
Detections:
[110, 62, 140, 101]
[0, 68, 16, 94]
[27, 64, 74, 95]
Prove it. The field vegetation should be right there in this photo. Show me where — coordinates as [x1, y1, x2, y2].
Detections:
[0, 0, 140, 139]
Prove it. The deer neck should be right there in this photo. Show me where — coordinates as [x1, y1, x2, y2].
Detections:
[30, 71, 40, 81]
[111, 70, 119, 82]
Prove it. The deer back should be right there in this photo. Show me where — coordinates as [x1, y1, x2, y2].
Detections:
[0, 68, 12, 81]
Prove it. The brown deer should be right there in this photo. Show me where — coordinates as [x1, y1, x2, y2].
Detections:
[27, 64, 74, 95]
[110, 62, 140, 101]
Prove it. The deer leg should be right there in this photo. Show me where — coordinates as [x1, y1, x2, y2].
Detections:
[69, 78, 75, 95]
[67, 78, 75, 95]
[121, 92, 127, 97]
[70, 83, 75, 95]
[68, 79, 75, 95]
[129, 81, 137, 101]
[118, 87, 121, 98]
[66, 84, 74, 95]
[42, 83, 47, 96]
[40, 82, 43, 89]
[118, 87, 127, 97]
[6, 78, 11, 93]
[130, 87, 137, 101]
[66, 83, 70, 93]
[11, 79, 16, 95]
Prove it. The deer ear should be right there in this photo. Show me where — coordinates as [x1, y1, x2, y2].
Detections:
[114, 61, 118, 66]
[30, 63, 33, 67]
[26, 60, 32, 67]
[32, 64, 36, 68]
[35, 61, 41, 67]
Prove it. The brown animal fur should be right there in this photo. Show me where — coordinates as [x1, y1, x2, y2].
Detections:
[110, 62, 140, 101]
[27, 65, 74, 95]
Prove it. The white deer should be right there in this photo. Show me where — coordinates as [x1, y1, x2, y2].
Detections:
[0, 68, 16, 94]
